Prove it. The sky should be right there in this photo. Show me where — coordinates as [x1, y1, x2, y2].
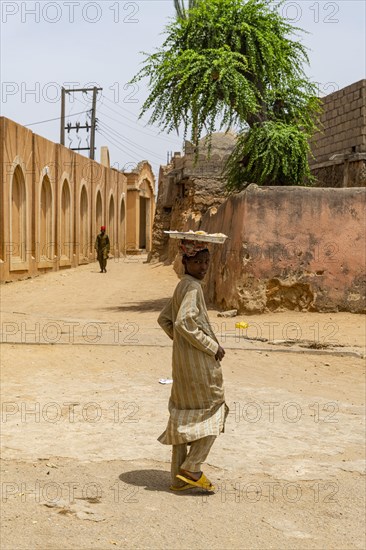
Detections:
[1, 0, 365, 180]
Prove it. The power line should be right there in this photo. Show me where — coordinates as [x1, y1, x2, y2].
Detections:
[96, 99, 181, 145]
[97, 124, 161, 164]
[98, 120, 166, 161]
[100, 95, 156, 127]
[73, 95, 182, 160]
[97, 126, 140, 159]
[24, 110, 89, 127]
[101, 93, 153, 123]
[71, 95, 179, 165]
[100, 94, 181, 144]
[75, 98, 170, 160]
[96, 128, 142, 166]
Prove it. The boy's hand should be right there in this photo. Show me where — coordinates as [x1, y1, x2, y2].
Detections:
[215, 345, 225, 361]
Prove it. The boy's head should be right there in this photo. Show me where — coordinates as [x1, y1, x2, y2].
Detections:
[182, 249, 210, 280]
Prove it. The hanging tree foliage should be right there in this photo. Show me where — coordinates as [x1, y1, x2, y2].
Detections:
[132, 0, 321, 188]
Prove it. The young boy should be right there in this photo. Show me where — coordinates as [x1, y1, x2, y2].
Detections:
[157, 239, 228, 492]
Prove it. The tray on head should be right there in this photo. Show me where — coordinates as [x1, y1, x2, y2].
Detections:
[164, 230, 228, 244]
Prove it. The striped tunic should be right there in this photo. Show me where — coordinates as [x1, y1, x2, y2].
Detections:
[158, 274, 228, 445]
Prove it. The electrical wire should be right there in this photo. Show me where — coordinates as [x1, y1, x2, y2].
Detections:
[100, 94, 181, 143]
[96, 128, 142, 165]
[97, 125, 142, 159]
[64, 98, 153, 160]
[73, 97, 172, 160]
[98, 120, 165, 161]
[100, 94, 156, 127]
[87, 95, 182, 145]
[65, 95, 178, 165]
[24, 110, 89, 127]
[101, 93, 152, 123]
[97, 125, 163, 166]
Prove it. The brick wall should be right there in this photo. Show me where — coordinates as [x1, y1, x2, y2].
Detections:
[310, 79, 366, 164]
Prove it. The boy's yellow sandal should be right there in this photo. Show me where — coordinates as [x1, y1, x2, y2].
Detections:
[176, 472, 216, 492]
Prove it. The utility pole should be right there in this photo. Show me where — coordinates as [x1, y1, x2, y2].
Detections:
[89, 87, 98, 160]
[60, 87, 66, 145]
[60, 86, 102, 159]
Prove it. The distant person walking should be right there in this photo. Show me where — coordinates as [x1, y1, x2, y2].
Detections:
[95, 226, 110, 273]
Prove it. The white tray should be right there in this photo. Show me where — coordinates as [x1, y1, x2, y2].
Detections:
[164, 230, 228, 244]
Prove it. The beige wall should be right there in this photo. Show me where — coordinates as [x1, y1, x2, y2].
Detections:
[1, 118, 34, 273]
[0, 117, 129, 282]
[198, 185, 365, 314]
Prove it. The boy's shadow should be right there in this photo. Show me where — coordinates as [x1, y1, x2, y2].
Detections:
[119, 469, 214, 497]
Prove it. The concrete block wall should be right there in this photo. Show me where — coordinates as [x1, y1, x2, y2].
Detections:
[310, 79, 366, 164]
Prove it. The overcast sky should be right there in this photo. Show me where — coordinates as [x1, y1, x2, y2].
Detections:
[1, 0, 365, 179]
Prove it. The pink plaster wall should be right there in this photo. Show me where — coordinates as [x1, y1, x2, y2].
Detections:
[201, 185, 366, 313]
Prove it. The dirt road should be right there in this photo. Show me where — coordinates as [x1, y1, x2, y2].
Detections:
[1, 257, 365, 549]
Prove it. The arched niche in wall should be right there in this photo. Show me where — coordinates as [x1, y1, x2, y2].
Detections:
[40, 175, 53, 261]
[11, 165, 27, 263]
[80, 185, 89, 260]
[108, 194, 115, 250]
[119, 196, 126, 255]
[60, 179, 71, 260]
[96, 190, 103, 232]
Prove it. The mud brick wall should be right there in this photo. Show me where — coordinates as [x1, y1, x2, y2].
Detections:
[149, 133, 236, 263]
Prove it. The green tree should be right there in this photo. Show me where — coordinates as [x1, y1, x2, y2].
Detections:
[133, 0, 321, 188]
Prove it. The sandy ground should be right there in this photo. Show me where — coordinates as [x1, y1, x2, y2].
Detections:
[0, 256, 365, 550]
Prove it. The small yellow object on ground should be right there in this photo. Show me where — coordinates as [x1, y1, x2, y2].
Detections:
[235, 321, 249, 329]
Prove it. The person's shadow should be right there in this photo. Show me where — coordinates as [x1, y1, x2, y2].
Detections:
[119, 469, 214, 498]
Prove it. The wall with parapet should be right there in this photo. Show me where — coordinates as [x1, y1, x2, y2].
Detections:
[199, 185, 365, 314]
